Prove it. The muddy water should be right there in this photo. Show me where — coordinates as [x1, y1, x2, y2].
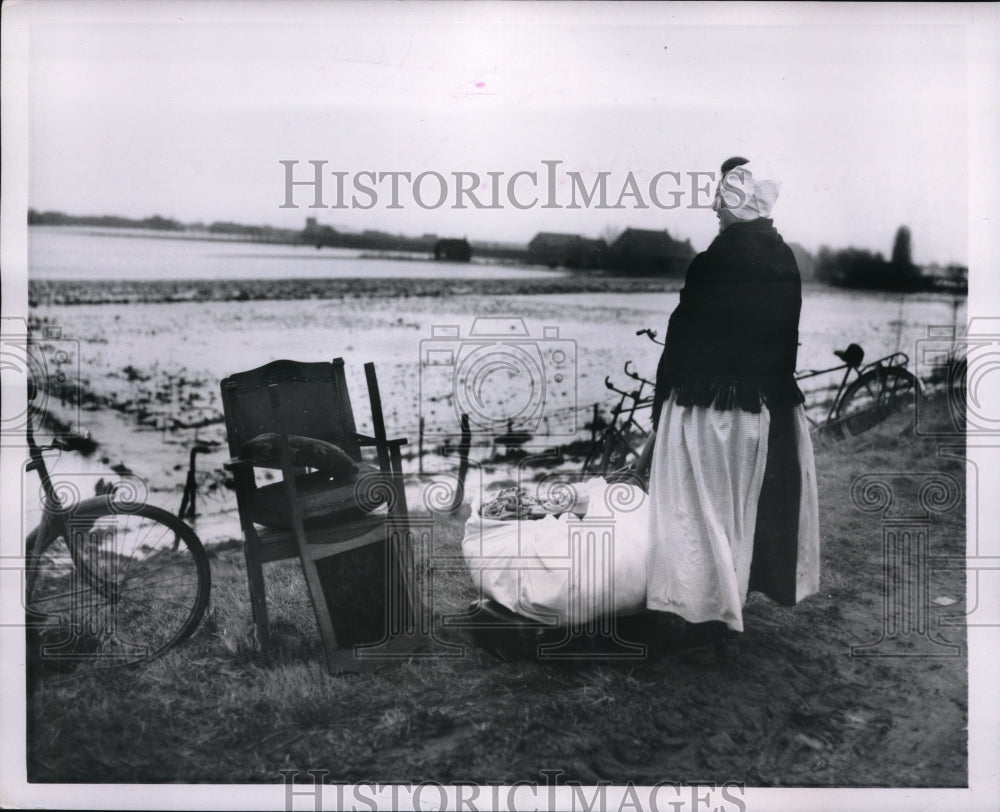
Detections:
[24, 227, 967, 543]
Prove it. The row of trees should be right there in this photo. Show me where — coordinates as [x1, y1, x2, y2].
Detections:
[28, 209, 184, 231]
[815, 226, 966, 292]
[28, 209, 304, 243]
[30, 208, 966, 293]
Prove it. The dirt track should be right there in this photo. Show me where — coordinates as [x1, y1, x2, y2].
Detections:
[25, 400, 967, 788]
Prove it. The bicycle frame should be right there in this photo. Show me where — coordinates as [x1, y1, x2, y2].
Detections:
[604, 376, 653, 438]
[24, 419, 114, 601]
[634, 325, 917, 438]
[795, 350, 911, 430]
[795, 362, 857, 428]
[25, 420, 58, 517]
[584, 370, 655, 475]
[25, 420, 68, 597]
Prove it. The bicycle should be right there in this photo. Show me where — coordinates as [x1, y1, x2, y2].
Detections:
[24, 399, 211, 669]
[635, 328, 920, 438]
[582, 332, 921, 486]
[582, 362, 654, 476]
[794, 342, 921, 438]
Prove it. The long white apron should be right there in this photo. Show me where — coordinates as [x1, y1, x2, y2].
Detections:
[646, 392, 820, 632]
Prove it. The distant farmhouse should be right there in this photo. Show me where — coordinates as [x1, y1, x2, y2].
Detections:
[434, 238, 472, 262]
[301, 218, 710, 277]
[304, 217, 465, 258]
[605, 228, 695, 276]
[528, 232, 606, 269]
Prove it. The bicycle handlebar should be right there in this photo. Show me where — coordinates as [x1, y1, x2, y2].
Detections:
[27, 431, 91, 455]
[624, 360, 654, 386]
[605, 376, 643, 399]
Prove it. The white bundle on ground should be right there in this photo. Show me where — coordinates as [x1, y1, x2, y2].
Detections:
[462, 477, 649, 625]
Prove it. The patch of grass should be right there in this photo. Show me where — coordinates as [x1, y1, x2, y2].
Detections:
[26, 393, 967, 786]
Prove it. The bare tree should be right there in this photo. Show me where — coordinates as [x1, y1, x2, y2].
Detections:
[891, 225, 914, 268]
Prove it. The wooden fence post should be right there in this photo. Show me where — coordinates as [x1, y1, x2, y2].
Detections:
[418, 416, 425, 474]
[445, 413, 471, 514]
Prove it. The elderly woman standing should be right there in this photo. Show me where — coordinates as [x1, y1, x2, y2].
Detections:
[646, 157, 820, 643]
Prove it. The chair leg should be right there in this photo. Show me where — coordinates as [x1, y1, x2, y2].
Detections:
[297, 551, 343, 675]
[243, 534, 271, 659]
[266, 382, 346, 674]
[388, 521, 419, 637]
[387, 450, 421, 636]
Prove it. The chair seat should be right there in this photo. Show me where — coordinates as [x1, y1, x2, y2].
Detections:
[255, 515, 388, 563]
[249, 466, 383, 530]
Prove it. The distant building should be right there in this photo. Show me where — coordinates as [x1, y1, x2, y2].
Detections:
[527, 232, 606, 269]
[605, 228, 695, 276]
[303, 217, 338, 248]
[922, 262, 968, 293]
[468, 240, 530, 264]
[434, 238, 472, 262]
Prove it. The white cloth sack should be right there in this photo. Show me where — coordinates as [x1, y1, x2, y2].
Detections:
[463, 478, 649, 625]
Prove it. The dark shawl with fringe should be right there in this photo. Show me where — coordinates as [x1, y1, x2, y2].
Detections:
[652, 218, 805, 428]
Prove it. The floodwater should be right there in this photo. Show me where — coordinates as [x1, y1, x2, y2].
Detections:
[23, 226, 968, 541]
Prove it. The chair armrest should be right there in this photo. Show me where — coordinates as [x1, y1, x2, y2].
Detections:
[355, 433, 408, 448]
[223, 456, 256, 471]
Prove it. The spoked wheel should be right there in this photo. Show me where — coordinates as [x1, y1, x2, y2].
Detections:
[835, 366, 920, 438]
[26, 500, 210, 668]
[604, 431, 641, 471]
[582, 428, 646, 477]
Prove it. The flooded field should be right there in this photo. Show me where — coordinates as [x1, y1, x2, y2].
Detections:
[23, 227, 967, 542]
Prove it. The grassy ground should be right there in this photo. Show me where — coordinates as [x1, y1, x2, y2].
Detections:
[25, 394, 967, 786]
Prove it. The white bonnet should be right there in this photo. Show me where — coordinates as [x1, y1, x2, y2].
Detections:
[713, 161, 781, 221]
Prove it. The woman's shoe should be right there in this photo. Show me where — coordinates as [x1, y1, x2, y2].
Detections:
[712, 624, 740, 661]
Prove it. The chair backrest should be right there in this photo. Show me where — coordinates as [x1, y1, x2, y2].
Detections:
[220, 358, 362, 461]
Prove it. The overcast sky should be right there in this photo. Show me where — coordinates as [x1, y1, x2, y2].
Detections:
[21, 2, 978, 264]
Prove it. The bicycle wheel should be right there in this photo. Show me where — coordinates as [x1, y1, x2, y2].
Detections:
[835, 366, 920, 438]
[26, 499, 210, 668]
[604, 430, 638, 472]
[580, 429, 634, 476]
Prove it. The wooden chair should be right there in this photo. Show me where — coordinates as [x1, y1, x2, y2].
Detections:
[220, 358, 418, 673]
